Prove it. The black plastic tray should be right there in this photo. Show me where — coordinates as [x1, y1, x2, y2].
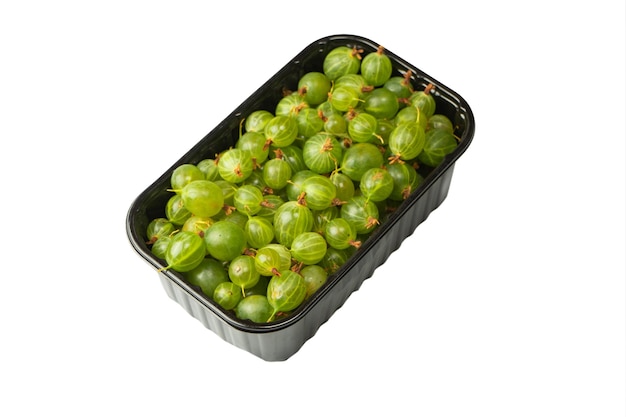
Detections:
[126, 34, 475, 361]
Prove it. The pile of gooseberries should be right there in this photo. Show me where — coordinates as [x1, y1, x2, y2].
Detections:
[145, 44, 459, 323]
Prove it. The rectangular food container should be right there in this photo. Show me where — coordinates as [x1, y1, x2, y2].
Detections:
[126, 34, 475, 361]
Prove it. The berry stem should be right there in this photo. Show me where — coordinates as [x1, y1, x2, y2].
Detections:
[388, 154, 404, 165]
[365, 216, 380, 230]
[350, 240, 362, 249]
[321, 137, 335, 152]
[401, 186, 412, 200]
[402, 69, 413, 88]
[238, 118, 245, 138]
[291, 262, 304, 273]
[351, 46, 364, 60]
[297, 191, 307, 206]
[260, 199, 276, 209]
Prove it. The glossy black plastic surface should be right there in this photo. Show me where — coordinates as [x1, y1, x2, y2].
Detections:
[126, 34, 475, 361]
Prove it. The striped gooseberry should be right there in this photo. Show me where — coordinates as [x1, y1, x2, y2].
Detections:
[170, 163, 204, 191]
[180, 179, 224, 218]
[330, 171, 355, 202]
[228, 254, 261, 296]
[235, 294, 273, 323]
[275, 92, 308, 117]
[316, 100, 341, 120]
[213, 281, 243, 310]
[300, 265, 328, 299]
[217, 148, 254, 184]
[264, 115, 298, 148]
[321, 111, 347, 135]
[334, 73, 374, 97]
[254, 246, 283, 276]
[385, 161, 423, 201]
[340, 142, 385, 182]
[181, 215, 214, 237]
[270, 145, 307, 174]
[340, 195, 380, 234]
[245, 216, 275, 249]
[427, 114, 454, 133]
[383, 70, 414, 101]
[255, 194, 284, 221]
[300, 174, 338, 211]
[146, 217, 176, 245]
[311, 205, 339, 235]
[203, 220, 247, 262]
[150, 236, 170, 259]
[290, 232, 328, 265]
[295, 107, 324, 138]
[363, 87, 399, 119]
[394, 105, 428, 130]
[285, 169, 317, 201]
[236, 131, 270, 167]
[264, 243, 293, 271]
[267, 270, 307, 322]
[262, 154, 292, 191]
[328, 85, 361, 113]
[409, 83, 437, 118]
[233, 184, 265, 217]
[359, 167, 394, 203]
[319, 247, 349, 274]
[162, 231, 206, 272]
[387, 122, 426, 164]
[273, 200, 314, 247]
[417, 128, 458, 167]
[324, 217, 361, 250]
[244, 110, 274, 133]
[347, 112, 382, 144]
[196, 158, 220, 181]
[322, 45, 363, 81]
[360, 45, 392, 87]
[297, 71, 331, 106]
[302, 132, 342, 174]
[165, 194, 191, 226]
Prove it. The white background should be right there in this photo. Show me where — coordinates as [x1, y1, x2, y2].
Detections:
[1, 1, 624, 416]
